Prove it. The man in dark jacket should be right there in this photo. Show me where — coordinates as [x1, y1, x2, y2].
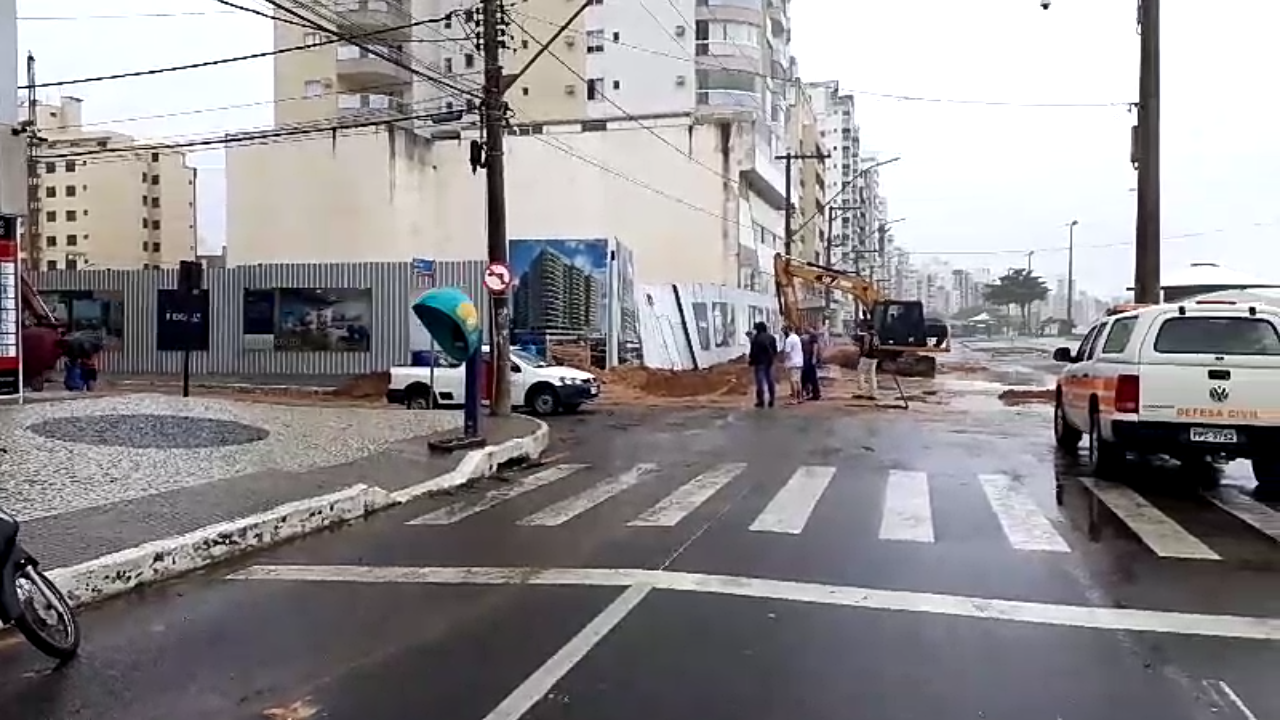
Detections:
[801, 325, 822, 401]
[748, 321, 778, 408]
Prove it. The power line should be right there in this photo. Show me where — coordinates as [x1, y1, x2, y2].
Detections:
[512, 10, 1130, 110]
[18, 11, 239, 21]
[18, 15, 462, 91]
[505, 14, 739, 188]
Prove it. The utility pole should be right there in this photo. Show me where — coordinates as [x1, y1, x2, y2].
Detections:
[1025, 251, 1034, 272]
[1066, 220, 1078, 330]
[23, 52, 40, 267]
[777, 149, 826, 256]
[1133, 0, 1161, 303]
[480, 0, 512, 416]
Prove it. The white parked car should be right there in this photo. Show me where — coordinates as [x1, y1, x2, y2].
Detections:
[386, 347, 600, 415]
[1052, 300, 1280, 491]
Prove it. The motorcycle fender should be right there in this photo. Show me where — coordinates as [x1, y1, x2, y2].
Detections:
[0, 546, 32, 623]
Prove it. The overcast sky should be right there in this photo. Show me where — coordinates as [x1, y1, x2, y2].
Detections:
[16, 0, 1280, 294]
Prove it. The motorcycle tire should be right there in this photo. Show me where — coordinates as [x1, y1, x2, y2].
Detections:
[12, 565, 80, 661]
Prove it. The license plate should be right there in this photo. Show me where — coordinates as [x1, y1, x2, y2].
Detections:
[587, 386, 599, 396]
[1190, 427, 1237, 443]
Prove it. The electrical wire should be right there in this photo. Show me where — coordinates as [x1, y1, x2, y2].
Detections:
[505, 14, 739, 188]
[18, 11, 240, 21]
[512, 10, 1129, 109]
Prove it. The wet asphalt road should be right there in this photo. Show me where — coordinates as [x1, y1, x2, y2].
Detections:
[3, 355, 1279, 720]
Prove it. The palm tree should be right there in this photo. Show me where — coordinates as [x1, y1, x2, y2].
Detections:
[983, 268, 1050, 333]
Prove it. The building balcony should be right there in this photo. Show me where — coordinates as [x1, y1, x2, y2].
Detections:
[767, 0, 788, 36]
[336, 44, 413, 86]
[332, 0, 413, 38]
[694, 42, 762, 73]
[337, 92, 404, 116]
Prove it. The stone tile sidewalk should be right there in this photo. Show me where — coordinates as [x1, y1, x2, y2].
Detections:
[0, 393, 540, 570]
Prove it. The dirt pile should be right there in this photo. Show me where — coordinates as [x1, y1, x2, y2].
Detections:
[334, 371, 391, 398]
[823, 346, 863, 370]
[603, 359, 751, 398]
[997, 388, 1055, 406]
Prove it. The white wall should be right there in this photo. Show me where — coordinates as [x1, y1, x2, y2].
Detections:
[637, 282, 776, 370]
[586, 0, 695, 119]
[0, 0, 14, 127]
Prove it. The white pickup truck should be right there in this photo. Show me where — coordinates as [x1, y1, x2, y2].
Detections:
[386, 347, 600, 415]
[1052, 300, 1280, 492]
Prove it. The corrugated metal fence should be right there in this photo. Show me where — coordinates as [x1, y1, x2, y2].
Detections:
[33, 261, 490, 376]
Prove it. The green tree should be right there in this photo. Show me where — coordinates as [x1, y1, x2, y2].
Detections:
[983, 268, 1050, 333]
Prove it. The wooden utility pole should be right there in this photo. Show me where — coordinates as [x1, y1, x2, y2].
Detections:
[23, 51, 41, 267]
[777, 150, 826, 256]
[1133, 0, 1160, 303]
[481, 0, 512, 416]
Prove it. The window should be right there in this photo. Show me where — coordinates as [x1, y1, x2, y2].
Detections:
[1074, 326, 1100, 360]
[45, 236, 56, 248]
[150, 174, 160, 185]
[65, 160, 76, 172]
[303, 31, 325, 46]
[444, 57, 453, 73]
[66, 234, 77, 247]
[581, 120, 607, 132]
[151, 196, 160, 209]
[1154, 317, 1280, 356]
[612, 79, 620, 90]
[46, 260, 57, 271]
[463, 53, 475, 69]
[612, 31, 620, 42]
[142, 172, 149, 183]
[152, 242, 161, 252]
[65, 185, 77, 198]
[45, 210, 56, 222]
[521, 86, 529, 96]
[44, 162, 55, 174]
[142, 195, 149, 206]
[153, 218, 161, 231]
[1101, 317, 1137, 354]
[521, 39, 529, 49]
[151, 152, 160, 162]
[588, 0, 602, 5]
[586, 77, 604, 100]
[695, 68, 759, 93]
[65, 210, 76, 222]
[142, 218, 149, 230]
[586, 29, 605, 53]
[142, 242, 149, 252]
[66, 258, 78, 271]
[303, 80, 325, 98]
[45, 186, 56, 199]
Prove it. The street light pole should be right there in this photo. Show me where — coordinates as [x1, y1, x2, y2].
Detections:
[1066, 220, 1078, 330]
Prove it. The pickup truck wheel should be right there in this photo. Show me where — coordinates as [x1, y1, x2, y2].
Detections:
[1054, 393, 1081, 451]
[527, 385, 560, 416]
[405, 384, 435, 410]
[1250, 456, 1280, 498]
[1087, 410, 1123, 477]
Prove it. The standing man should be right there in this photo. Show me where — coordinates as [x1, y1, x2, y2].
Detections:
[748, 321, 777, 408]
[782, 325, 804, 404]
[801, 325, 821, 401]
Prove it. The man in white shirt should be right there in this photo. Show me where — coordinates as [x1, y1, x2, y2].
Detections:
[782, 326, 804, 403]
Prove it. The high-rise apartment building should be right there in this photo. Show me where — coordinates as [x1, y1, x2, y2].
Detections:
[805, 80, 857, 263]
[229, 0, 811, 290]
[0, 0, 21, 219]
[26, 98, 196, 270]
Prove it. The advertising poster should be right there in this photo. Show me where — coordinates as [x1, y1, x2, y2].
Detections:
[242, 288, 372, 352]
[712, 301, 737, 348]
[0, 214, 18, 396]
[156, 289, 210, 352]
[691, 301, 711, 351]
[39, 290, 126, 350]
[613, 240, 643, 364]
[510, 238, 608, 357]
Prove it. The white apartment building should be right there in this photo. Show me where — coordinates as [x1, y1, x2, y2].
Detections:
[228, 0, 802, 288]
[26, 98, 197, 270]
[805, 80, 857, 261]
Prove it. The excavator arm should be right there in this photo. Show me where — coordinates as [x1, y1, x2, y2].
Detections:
[773, 252, 881, 329]
[20, 272, 57, 326]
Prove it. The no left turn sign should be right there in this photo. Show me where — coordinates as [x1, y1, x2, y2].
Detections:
[484, 262, 512, 293]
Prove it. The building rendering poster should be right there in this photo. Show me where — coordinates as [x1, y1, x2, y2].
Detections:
[510, 238, 608, 340]
[612, 240, 643, 364]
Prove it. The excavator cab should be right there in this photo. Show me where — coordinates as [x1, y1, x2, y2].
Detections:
[870, 301, 928, 348]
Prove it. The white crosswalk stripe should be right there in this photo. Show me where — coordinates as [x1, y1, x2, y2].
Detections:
[518, 464, 659, 527]
[399, 461, 1280, 561]
[629, 463, 748, 527]
[749, 466, 837, 534]
[979, 474, 1071, 553]
[1080, 479, 1222, 560]
[407, 464, 588, 525]
[879, 470, 934, 543]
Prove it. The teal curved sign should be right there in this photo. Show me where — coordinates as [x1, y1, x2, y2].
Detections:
[413, 287, 482, 362]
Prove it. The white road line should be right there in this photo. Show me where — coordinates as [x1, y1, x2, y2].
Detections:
[1080, 479, 1222, 560]
[879, 470, 934, 543]
[628, 463, 747, 527]
[407, 465, 587, 525]
[1206, 487, 1280, 545]
[979, 474, 1071, 553]
[748, 466, 837, 534]
[1214, 680, 1261, 720]
[518, 464, 659, 526]
[229, 565, 1280, 641]
[481, 584, 652, 720]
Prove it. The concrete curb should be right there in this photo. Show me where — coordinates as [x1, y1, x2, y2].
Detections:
[44, 419, 551, 609]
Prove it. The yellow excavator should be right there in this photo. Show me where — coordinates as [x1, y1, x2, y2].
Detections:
[773, 253, 948, 377]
